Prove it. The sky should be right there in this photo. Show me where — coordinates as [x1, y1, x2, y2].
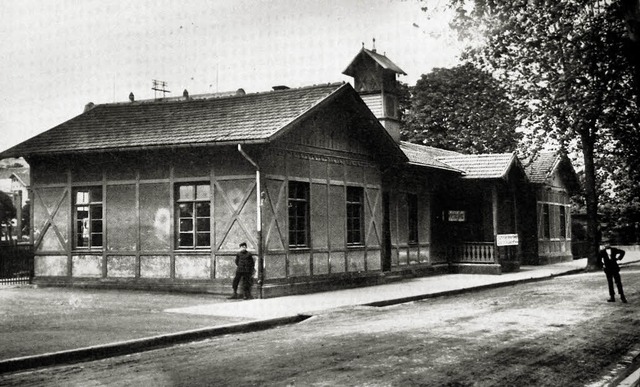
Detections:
[0, 0, 463, 154]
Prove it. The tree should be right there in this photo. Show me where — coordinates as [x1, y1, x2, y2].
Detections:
[0, 191, 17, 240]
[440, 0, 640, 269]
[402, 63, 521, 153]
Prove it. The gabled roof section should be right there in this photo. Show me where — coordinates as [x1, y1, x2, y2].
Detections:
[1, 83, 350, 158]
[437, 153, 520, 180]
[10, 169, 30, 187]
[343, 48, 407, 77]
[524, 151, 580, 193]
[399, 142, 464, 173]
[524, 152, 561, 184]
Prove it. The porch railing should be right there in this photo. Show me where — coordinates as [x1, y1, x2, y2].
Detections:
[448, 242, 495, 264]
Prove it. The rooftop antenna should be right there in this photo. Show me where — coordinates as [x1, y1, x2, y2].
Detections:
[152, 79, 171, 99]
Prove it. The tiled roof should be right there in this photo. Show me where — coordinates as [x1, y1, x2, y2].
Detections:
[398, 142, 519, 179]
[343, 48, 407, 77]
[399, 142, 463, 173]
[1, 83, 348, 157]
[437, 153, 518, 179]
[524, 152, 559, 184]
[524, 151, 579, 193]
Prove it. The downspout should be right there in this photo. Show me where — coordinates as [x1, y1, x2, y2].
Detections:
[237, 144, 264, 298]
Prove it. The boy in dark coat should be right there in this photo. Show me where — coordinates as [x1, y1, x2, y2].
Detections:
[597, 239, 627, 303]
[229, 242, 255, 300]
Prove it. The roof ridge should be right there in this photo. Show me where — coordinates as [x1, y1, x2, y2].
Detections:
[437, 152, 513, 159]
[98, 82, 346, 107]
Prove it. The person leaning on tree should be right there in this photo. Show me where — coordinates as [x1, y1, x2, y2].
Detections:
[597, 238, 627, 303]
[229, 242, 256, 300]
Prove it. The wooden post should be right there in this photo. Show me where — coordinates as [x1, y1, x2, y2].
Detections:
[492, 185, 499, 264]
[14, 191, 22, 240]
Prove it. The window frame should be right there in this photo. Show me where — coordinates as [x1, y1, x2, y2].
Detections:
[288, 180, 310, 248]
[407, 193, 418, 245]
[543, 203, 551, 239]
[73, 187, 103, 250]
[346, 186, 364, 246]
[175, 182, 211, 249]
[559, 205, 567, 239]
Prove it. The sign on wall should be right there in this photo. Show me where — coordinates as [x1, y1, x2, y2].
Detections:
[496, 234, 519, 246]
[447, 210, 466, 222]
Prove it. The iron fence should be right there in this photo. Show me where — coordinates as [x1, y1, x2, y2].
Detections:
[0, 242, 34, 281]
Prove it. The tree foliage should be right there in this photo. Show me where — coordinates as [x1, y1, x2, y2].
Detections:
[402, 63, 521, 153]
[0, 191, 16, 225]
[440, 0, 640, 267]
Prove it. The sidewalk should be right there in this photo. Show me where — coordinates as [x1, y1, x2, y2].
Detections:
[1, 257, 638, 374]
[166, 258, 591, 319]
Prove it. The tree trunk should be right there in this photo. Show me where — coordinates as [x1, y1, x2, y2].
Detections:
[581, 132, 600, 270]
[622, 0, 640, 106]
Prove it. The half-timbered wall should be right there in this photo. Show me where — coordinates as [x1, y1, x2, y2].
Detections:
[29, 147, 260, 284]
[536, 186, 572, 262]
[260, 105, 385, 282]
[382, 169, 436, 270]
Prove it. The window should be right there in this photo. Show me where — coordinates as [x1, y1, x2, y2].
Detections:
[560, 206, 567, 239]
[384, 95, 398, 118]
[543, 204, 551, 239]
[74, 187, 103, 249]
[408, 194, 418, 244]
[288, 181, 309, 247]
[347, 187, 364, 245]
[176, 183, 211, 248]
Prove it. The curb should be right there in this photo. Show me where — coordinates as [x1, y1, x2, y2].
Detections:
[616, 352, 640, 387]
[0, 314, 310, 374]
[364, 268, 585, 307]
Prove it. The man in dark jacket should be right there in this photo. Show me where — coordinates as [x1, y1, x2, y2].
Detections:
[597, 239, 627, 303]
[229, 242, 255, 300]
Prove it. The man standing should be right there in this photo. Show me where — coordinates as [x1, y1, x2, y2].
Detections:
[229, 242, 255, 300]
[598, 239, 627, 303]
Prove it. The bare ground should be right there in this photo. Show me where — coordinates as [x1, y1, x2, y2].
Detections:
[0, 287, 244, 359]
[1, 265, 640, 386]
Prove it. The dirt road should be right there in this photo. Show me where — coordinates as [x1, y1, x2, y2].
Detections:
[2, 264, 640, 386]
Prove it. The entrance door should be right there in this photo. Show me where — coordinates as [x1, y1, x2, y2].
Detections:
[382, 192, 392, 271]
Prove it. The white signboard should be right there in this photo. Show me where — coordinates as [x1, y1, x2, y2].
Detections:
[496, 234, 519, 246]
[447, 210, 466, 222]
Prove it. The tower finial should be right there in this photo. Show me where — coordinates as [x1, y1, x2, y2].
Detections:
[372, 38, 376, 52]
[362, 42, 365, 49]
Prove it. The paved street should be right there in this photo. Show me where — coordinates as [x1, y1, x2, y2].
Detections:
[1, 261, 639, 386]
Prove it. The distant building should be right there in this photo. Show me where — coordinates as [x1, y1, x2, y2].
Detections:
[0, 47, 577, 296]
[0, 167, 29, 207]
[522, 152, 579, 264]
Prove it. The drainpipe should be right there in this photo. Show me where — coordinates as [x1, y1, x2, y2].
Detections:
[237, 144, 264, 298]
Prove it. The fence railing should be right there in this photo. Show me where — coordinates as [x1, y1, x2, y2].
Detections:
[0, 276, 31, 285]
[447, 242, 495, 264]
[0, 242, 34, 280]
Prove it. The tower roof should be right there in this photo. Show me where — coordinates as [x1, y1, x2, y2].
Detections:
[342, 48, 407, 77]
